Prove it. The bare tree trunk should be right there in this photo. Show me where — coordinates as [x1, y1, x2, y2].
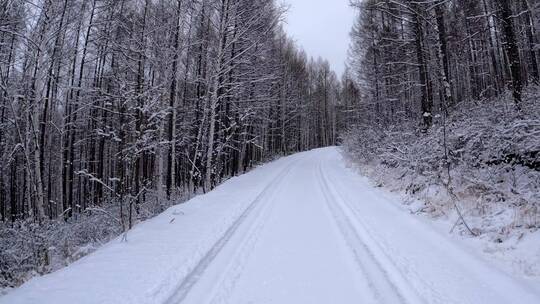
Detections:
[499, 0, 523, 108]
[205, 0, 230, 191]
[167, 0, 183, 199]
[435, 1, 454, 107]
[410, 2, 433, 129]
[40, 0, 68, 212]
[523, 0, 539, 83]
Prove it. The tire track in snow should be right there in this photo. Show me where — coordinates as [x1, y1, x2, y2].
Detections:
[316, 161, 425, 304]
[164, 160, 297, 304]
[320, 162, 451, 303]
[203, 176, 285, 304]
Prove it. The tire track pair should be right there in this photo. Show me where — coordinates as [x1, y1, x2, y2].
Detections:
[165, 160, 298, 304]
[316, 161, 425, 304]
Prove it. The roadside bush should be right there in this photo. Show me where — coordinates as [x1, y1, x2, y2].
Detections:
[342, 89, 540, 239]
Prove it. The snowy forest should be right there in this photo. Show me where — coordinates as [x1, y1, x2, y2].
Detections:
[1, 0, 539, 296]
[0, 0, 341, 225]
[345, 0, 538, 125]
[0, 0, 341, 287]
[343, 0, 539, 241]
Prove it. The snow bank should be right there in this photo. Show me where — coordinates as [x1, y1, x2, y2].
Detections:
[341, 88, 540, 279]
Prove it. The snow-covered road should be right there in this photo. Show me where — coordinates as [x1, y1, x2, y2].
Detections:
[2, 147, 539, 304]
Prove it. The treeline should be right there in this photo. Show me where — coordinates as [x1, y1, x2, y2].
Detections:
[347, 0, 538, 129]
[0, 0, 339, 227]
[343, 0, 540, 236]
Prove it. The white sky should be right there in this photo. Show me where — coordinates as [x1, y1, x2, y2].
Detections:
[282, 0, 356, 76]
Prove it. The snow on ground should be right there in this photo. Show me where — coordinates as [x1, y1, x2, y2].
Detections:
[0, 152, 303, 304]
[1, 147, 539, 304]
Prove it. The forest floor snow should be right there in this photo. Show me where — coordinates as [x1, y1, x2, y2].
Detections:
[1, 147, 539, 304]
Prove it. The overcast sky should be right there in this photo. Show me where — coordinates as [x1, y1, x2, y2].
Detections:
[282, 0, 356, 76]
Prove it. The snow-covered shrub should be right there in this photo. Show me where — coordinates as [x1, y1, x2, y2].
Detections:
[0, 191, 189, 290]
[342, 89, 540, 239]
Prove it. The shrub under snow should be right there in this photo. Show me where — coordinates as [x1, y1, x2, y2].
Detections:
[342, 89, 539, 241]
[0, 192, 189, 293]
